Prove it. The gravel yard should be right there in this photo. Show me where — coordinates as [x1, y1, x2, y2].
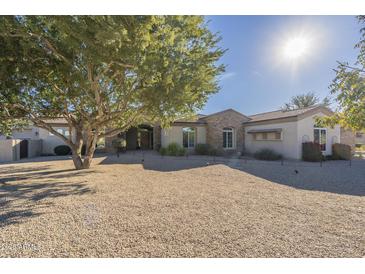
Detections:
[0, 153, 364, 257]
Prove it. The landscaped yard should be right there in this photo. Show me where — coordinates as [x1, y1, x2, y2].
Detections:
[0, 153, 364, 257]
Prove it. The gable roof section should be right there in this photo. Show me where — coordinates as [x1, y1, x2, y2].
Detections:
[199, 108, 250, 121]
[244, 105, 333, 125]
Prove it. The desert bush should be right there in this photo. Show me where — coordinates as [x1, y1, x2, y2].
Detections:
[302, 142, 323, 162]
[355, 144, 365, 151]
[160, 143, 186, 156]
[208, 148, 220, 156]
[195, 143, 212, 155]
[332, 143, 352, 160]
[54, 145, 71, 156]
[159, 147, 168, 156]
[254, 148, 282, 161]
[112, 138, 126, 149]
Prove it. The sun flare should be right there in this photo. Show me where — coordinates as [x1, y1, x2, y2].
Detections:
[283, 36, 310, 60]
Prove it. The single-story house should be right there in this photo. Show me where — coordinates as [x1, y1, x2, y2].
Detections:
[105, 105, 346, 159]
[0, 105, 354, 162]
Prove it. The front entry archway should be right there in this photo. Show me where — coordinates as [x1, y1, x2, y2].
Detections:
[125, 125, 154, 150]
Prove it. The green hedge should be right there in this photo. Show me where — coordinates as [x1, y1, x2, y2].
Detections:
[54, 145, 71, 156]
[254, 148, 282, 161]
[195, 143, 211, 155]
[302, 142, 322, 162]
[159, 143, 186, 156]
[332, 143, 352, 160]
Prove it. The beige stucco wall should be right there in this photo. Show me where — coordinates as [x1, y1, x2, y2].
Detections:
[38, 127, 70, 155]
[244, 112, 341, 159]
[28, 140, 42, 158]
[12, 127, 40, 140]
[244, 121, 299, 159]
[297, 112, 341, 157]
[161, 125, 206, 148]
[0, 139, 21, 162]
[355, 132, 365, 145]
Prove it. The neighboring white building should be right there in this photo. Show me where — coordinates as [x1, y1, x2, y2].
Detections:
[0, 119, 70, 162]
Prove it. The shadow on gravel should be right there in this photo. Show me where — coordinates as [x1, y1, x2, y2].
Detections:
[0, 166, 94, 228]
[237, 164, 365, 197]
[100, 154, 213, 172]
[101, 152, 365, 196]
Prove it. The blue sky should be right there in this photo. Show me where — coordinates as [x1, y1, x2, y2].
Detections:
[203, 16, 361, 116]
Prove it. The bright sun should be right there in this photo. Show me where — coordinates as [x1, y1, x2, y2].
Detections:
[283, 36, 310, 60]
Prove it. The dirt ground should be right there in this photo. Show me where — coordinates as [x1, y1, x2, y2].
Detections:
[0, 153, 364, 257]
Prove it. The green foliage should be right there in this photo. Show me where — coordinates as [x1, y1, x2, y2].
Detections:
[318, 16, 365, 131]
[112, 138, 126, 149]
[195, 143, 212, 155]
[54, 145, 71, 155]
[159, 147, 168, 156]
[282, 92, 330, 111]
[194, 143, 221, 156]
[0, 16, 225, 168]
[332, 143, 352, 160]
[0, 118, 28, 137]
[254, 148, 282, 161]
[302, 142, 323, 162]
[355, 144, 365, 151]
[160, 142, 186, 156]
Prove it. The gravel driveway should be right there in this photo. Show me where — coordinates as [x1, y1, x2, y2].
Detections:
[0, 153, 364, 257]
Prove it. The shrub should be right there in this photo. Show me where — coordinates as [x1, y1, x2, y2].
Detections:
[159, 147, 167, 156]
[160, 143, 186, 156]
[355, 144, 365, 151]
[54, 145, 71, 156]
[254, 148, 282, 161]
[208, 148, 219, 156]
[195, 143, 212, 155]
[302, 142, 322, 162]
[112, 138, 126, 149]
[332, 143, 352, 160]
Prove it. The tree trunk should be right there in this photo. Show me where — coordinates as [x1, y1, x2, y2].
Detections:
[72, 153, 85, 170]
[70, 131, 98, 170]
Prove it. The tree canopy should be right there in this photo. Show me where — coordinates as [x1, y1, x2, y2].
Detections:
[317, 16, 365, 132]
[0, 16, 225, 169]
[281, 92, 330, 111]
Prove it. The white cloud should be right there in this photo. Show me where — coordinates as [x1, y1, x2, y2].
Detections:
[219, 72, 236, 81]
[251, 70, 263, 78]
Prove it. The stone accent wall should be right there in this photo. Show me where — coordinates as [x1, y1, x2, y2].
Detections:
[340, 128, 356, 151]
[202, 110, 249, 155]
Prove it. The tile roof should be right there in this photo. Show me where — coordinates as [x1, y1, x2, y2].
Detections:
[246, 105, 325, 123]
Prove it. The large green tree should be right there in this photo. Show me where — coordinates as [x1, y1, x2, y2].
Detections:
[0, 16, 225, 169]
[282, 92, 330, 111]
[318, 16, 365, 131]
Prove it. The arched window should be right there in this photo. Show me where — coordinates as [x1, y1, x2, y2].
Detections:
[223, 127, 234, 149]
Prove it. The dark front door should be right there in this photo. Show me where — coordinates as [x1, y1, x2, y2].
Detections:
[20, 139, 29, 159]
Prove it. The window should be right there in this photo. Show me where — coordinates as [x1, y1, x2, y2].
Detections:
[314, 128, 327, 151]
[50, 128, 69, 137]
[275, 132, 281, 140]
[252, 131, 281, 141]
[223, 127, 234, 149]
[183, 127, 195, 148]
